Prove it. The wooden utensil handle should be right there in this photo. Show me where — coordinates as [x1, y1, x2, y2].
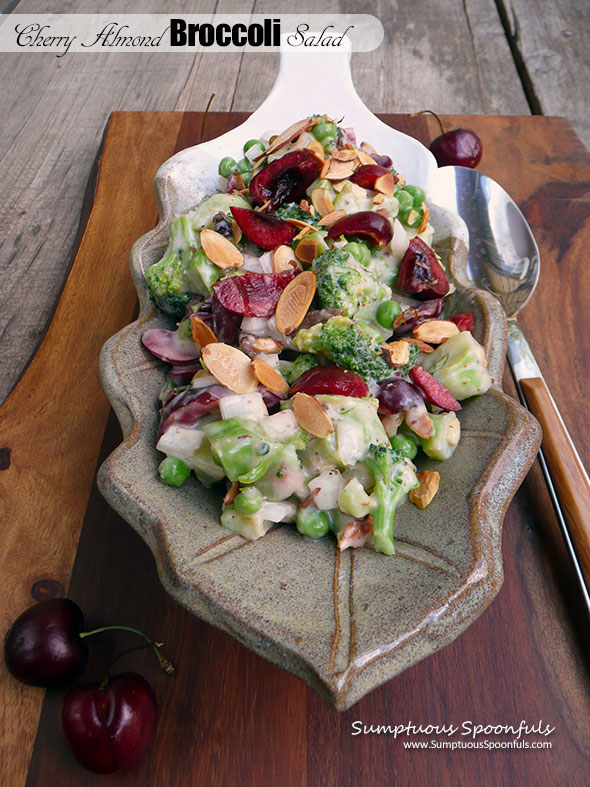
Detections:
[520, 377, 590, 588]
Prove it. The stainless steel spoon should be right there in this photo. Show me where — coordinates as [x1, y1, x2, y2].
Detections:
[430, 166, 590, 612]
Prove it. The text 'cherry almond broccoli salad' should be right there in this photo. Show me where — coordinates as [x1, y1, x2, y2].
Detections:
[141, 115, 492, 554]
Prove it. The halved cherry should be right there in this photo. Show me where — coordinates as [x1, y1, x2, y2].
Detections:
[326, 211, 393, 248]
[450, 312, 474, 332]
[409, 366, 461, 412]
[231, 207, 297, 250]
[290, 366, 369, 398]
[249, 151, 320, 209]
[212, 270, 298, 318]
[397, 237, 449, 300]
[350, 164, 397, 190]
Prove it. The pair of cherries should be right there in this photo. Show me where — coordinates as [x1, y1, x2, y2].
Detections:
[4, 598, 173, 774]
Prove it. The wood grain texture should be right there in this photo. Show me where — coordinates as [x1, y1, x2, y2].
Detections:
[520, 376, 590, 588]
[12, 111, 590, 785]
[0, 112, 182, 787]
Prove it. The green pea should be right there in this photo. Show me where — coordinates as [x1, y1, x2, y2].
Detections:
[218, 156, 236, 178]
[404, 185, 426, 209]
[240, 171, 252, 186]
[400, 206, 423, 229]
[312, 121, 338, 145]
[396, 189, 413, 208]
[158, 457, 191, 487]
[243, 139, 265, 155]
[234, 487, 263, 515]
[344, 241, 371, 267]
[390, 433, 418, 460]
[296, 506, 330, 539]
[236, 157, 252, 175]
[376, 299, 402, 330]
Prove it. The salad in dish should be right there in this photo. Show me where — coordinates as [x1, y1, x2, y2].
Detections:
[141, 115, 492, 555]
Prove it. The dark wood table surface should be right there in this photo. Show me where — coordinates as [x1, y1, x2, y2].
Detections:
[2, 112, 590, 786]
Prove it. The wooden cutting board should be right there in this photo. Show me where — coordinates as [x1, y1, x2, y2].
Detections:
[1, 112, 589, 786]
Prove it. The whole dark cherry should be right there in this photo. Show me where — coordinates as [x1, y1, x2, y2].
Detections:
[413, 110, 482, 168]
[4, 598, 89, 687]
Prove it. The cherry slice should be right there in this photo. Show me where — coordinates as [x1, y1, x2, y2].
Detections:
[409, 366, 461, 411]
[290, 366, 369, 398]
[326, 211, 393, 247]
[231, 207, 297, 250]
[249, 151, 320, 209]
[141, 328, 200, 364]
[450, 312, 474, 332]
[350, 164, 396, 190]
[212, 270, 298, 318]
[397, 237, 449, 300]
[392, 299, 444, 337]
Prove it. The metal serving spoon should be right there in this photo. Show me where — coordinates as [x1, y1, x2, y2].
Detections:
[430, 166, 590, 611]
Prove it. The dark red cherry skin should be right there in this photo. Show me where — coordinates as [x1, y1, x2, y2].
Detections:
[350, 164, 396, 190]
[430, 128, 482, 168]
[249, 150, 320, 209]
[409, 366, 461, 411]
[327, 211, 393, 247]
[397, 237, 449, 300]
[290, 366, 369, 398]
[377, 379, 425, 415]
[4, 598, 89, 687]
[450, 312, 474, 332]
[392, 299, 444, 338]
[231, 207, 297, 250]
[212, 270, 298, 318]
[61, 673, 158, 775]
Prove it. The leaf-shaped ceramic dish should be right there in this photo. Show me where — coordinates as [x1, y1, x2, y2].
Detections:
[97, 47, 541, 709]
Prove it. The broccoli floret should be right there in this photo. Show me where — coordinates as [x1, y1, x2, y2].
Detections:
[282, 353, 319, 385]
[397, 341, 421, 377]
[362, 443, 419, 555]
[145, 245, 191, 318]
[293, 316, 391, 382]
[274, 202, 319, 226]
[313, 249, 390, 318]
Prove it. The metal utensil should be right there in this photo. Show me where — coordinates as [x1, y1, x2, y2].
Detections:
[430, 166, 590, 612]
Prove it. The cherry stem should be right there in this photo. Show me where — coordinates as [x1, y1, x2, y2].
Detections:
[80, 625, 175, 676]
[200, 92, 216, 143]
[410, 110, 446, 136]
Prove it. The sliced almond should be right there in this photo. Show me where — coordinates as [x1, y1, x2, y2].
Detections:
[407, 208, 419, 225]
[251, 358, 289, 394]
[310, 187, 334, 217]
[382, 341, 410, 367]
[317, 210, 347, 228]
[401, 337, 435, 354]
[201, 343, 258, 394]
[293, 225, 314, 241]
[255, 117, 312, 160]
[332, 149, 357, 162]
[275, 271, 316, 334]
[320, 159, 331, 179]
[374, 172, 396, 196]
[294, 237, 319, 264]
[409, 470, 440, 510]
[232, 172, 245, 191]
[357, 149, 377, 165]
[376, 208, 389, 218]
[373, 193, 385, 205]
[292, 393, 334, 438]
[191, 369, 208, 381]
[190, 316, 217, 348]
[223, 482, 240, 506]
[413, 320, 459, 344]
[331, 179, 348, 192]
[251, 337, 284, 353]
[303, 141, 325, 166]
[273, 244, 299, 273]
[200, 229, 243, 270]
[324, 160, 356, 181]
[255, 199, 272, 213]
[360, 141, 377, 155]
[232, 220, 242, 244]
[285, 217, 316, 231]
[350, 183, 368, 200]
[418, 204, 430, 234]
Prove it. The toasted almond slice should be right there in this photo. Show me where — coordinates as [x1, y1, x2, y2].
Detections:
[232, 172, 245, 191]
[376, 208, 390, 218]
[293, 226, 314, 241]
[320, 159, 331, 179]
[373, 193, 385, 205]
[397, 173, 406, 186]
[200, 229, 243, 270]
[251, 337, 284, 353]
[357, 149, 377, 165]
[190, 316, 217, 348]
[232, 220, 242, 244]
[310, 187, 334, 217]
[360, 141, 377, 154]
[223, 482, 240, 506]
[295, 237, 319, 264]
[191, 369, 208, 381]
[273, 244, 299, 273]
[201, 343, 258, 394]
[255, 117, 312, 160]
[350, 183, 368, 200]
[418, 204, 430, 234]
[303, 140, 325, 166]
[409, 470, 440, 509]
[331, 179, 348, 192]
[324, 160, 356, 180]
[317, 209, 347, 228]
[251, 358, 289, 394]
[413, 320, 459, 344]
[401, 337, 435, 353]
[255, 199, 272, 213]
[275, 271, 316, 334]
[285, 217, 316, 231]
[292, 393, 334, 437]
[332, 149, 357, 162]
[382, 340, 410, 367]
[374, 172, 396, 196]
